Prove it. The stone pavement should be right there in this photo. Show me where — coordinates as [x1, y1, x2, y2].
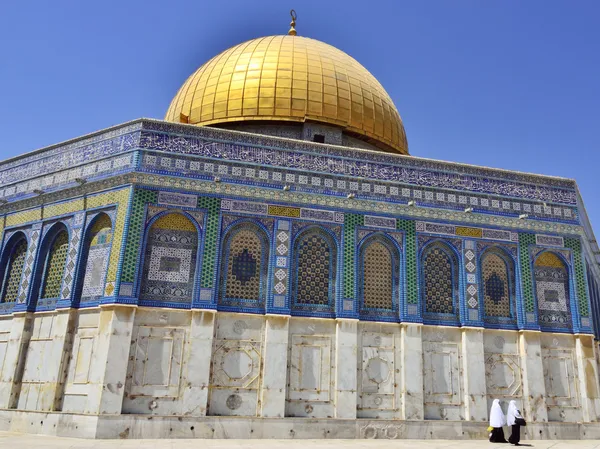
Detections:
[2, 432, 600, 449]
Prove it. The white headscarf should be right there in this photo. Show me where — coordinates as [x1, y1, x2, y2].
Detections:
[507, 400, 523, 426]
[490, 399, 506, 427]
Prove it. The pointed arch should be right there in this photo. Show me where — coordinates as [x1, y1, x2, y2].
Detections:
[534, 250, 572, 330]
[74, 213, 114, 304]
[28, 222, 70, 309]
[0, 232, 28, 304]
[358, 233, 400, 318]
[420, 240, 460, 320]
[139, 212, 199, 305]
[292, 226, 337, 313]
[480, 246, 517, 325]
[218, 220, 270, 309]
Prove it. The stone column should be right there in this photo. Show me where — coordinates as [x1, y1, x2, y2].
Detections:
[86, 304, 135, 414]
[0, 312, 32, 408]
[519, 330, 548, 422]
[574, 334, 600, 422]
[334, 318, 358, 418]
[400, 323, 424, 420]
[260, 314, 290, 417]
[461, 327, 487, 421]
[182, 309, 216, 416]
[46, 309, 76, 410]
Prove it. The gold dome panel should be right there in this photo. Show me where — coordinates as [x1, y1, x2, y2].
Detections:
[165, 35, 408, 154]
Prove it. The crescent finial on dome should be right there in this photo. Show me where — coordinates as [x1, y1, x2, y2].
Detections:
[288, 10, 297, 36]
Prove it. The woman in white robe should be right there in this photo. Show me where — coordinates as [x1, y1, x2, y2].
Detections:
[489, 399, 507, 443]
[507, 400, 525, 445]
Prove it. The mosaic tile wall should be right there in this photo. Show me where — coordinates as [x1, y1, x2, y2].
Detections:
[421, 242, 459, 319]
[518, 233, 537, 316]
[140, 213, 198, 304]
[80, 214, 113, 301]
[360, 236, 398, 312]
[219, 222, 269, 309]
[343, 213, 363, 301]
[0, 238, 27, 303]
[40, 230, 69, 299]
[198, 196, 220, 289]
[534, 252, 572, 330]
[397, 219, 417, 308]
[122, 189, 158, 284]
[481, 249, 515, 320]
[292, 227, 337, 314]
[565, 236, 590, 318]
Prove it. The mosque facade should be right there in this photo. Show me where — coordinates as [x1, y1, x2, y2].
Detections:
[1, 18, 600, 439]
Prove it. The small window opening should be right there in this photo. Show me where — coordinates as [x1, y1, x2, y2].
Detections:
[313, 134, 325, 143]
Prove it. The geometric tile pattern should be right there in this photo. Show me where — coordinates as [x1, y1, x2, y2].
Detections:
[534, 251, 572, 330]
[482, 251, 513, 318]
[41, 230, 69, 299]
[122, 189, 158, 284]
[18, 228, 40, 303]
[80, 214, 113, 301]
[0, 238, 27, 303]
[361, 239, 394, 310]
[60, 227, 82, 300]
[464, 244, 478, 312]
[199, 196, 220, 289]
[219, 222, 269, 309]
[421, 242, 458, 316]
[343, 213, 363, 300]
[140, 213, 198, 303]
[293, 228, 336, 310]
[565, 236, 589, 318]
[272, 221, 290, 304]
[518, 233, 537, 313]
[397, 219, 417, 306]
[225, 229, 262, 300]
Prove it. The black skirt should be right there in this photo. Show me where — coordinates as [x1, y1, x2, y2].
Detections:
[508, 424, 521, 445]
[489, 427, 507, 443]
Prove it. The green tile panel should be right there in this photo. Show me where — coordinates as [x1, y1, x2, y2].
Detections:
[397, 219, 417, 304]
[343, 213, 363, 299]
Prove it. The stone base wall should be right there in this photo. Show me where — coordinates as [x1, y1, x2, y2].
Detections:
[0, 306, 599, 439]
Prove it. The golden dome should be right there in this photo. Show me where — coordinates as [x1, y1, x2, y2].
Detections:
[165, 35, 408, 154]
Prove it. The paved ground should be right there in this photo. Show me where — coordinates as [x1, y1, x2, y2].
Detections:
[2, 432, 600, 449]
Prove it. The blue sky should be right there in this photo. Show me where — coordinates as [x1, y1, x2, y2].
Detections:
[1, 1, 598, 226]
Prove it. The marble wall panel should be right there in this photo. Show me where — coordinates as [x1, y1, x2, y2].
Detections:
[541, 334, 582, 422]
[61, 310, 100, 413]
[285, 318, 336, 418]
[208, 313, 264, 417]
[422, 327, 464, 420]
[357, 322, 401, 419]
[483, 331, 523, 414]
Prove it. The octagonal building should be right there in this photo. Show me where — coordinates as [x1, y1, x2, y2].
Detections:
[1, 16, 600, 440]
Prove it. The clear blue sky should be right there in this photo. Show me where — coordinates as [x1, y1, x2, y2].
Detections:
[1, 1, 598, 226]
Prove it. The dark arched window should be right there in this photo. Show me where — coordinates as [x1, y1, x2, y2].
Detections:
[358, 234, 399, 319]
[40, 229, 69, 300]
[421, 241, 459, 321]
[292, 227, 337, 314]
[0, 233, 28, 303]
[219, 222, 270, 310]
[139, 213, 199, 305]
[481, 247, 516, 326]
[534, 251, 572, 330]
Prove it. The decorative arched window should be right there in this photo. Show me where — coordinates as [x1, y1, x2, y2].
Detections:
[139, 213, 199, 304]
[219, 222, 269, 309]
[421, 241, 459, 319]
[481, 248, 516, 325]
[40, 229, 70, 300]
[534, 251, 572, 330]
[0, 233, 28, 303]
[75, 213, 113, 303]
[359, 235, 399, 318]
[292, 227, 337, 312]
